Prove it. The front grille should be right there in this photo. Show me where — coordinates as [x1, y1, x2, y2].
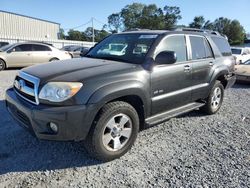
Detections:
[13, 71, 40, 105]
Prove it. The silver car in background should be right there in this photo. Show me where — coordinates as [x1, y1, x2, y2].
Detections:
[61, 45, 90, 58]
[0, 42, 71, 71]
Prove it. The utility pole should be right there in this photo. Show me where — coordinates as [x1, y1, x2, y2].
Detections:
[91, 17, 94, 43]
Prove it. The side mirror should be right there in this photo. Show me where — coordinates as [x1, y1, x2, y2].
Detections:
[155, 51, 177, 65]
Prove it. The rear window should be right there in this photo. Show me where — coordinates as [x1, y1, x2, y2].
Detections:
[231, 48, 242, 55]
[211, 37, 232, 56]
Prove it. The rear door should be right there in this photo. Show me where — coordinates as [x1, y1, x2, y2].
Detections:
[187, 35, 214, 100]
[5, 44, 33, 67]
[151, 34, 193, 115]
[32, 44, 53, 64]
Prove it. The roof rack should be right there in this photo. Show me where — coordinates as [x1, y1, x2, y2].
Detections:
[175, 28, 228, 40]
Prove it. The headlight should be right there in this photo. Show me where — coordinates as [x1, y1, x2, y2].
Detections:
[39, 82, 83, 102]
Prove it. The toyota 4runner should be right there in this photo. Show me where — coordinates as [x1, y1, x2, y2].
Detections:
[5, 29, 236, 161]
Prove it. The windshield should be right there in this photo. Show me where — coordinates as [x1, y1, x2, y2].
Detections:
[231, 48, 242, 55]
[0, 44, 15, 51]
[86, 34, 158, 64]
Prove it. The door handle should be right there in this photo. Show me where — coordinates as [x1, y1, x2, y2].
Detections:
[184, 65, 191, 72]
[209, 62, 214, 67]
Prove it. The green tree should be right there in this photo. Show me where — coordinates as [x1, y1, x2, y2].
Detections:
[66, 29, 87, 41]
[138, 4, 165, 30]
[108, 13, 123, 33]
[83, 27, 110, 42]
[163, 6, 182, 29]
[189, 16, 205, 29]
[120, 3, 145, 30]
[118, 3, 182, 30]
[58, 28, 65, 39]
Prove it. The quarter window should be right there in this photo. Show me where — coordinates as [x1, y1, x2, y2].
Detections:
[157, 35, 187, 62]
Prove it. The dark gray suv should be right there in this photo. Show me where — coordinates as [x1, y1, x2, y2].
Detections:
[5, 29, 236, 161]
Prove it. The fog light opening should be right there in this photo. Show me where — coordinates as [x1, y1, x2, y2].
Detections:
[49, 122, 58, 133]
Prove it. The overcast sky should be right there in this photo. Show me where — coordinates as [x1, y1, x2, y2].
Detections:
[1, 0, 249, 33]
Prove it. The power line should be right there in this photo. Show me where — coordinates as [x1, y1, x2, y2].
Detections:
[63, 17, 106, 31]
[63, 19, 92, 31]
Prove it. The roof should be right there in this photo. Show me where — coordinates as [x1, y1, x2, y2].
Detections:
[0, 10, 60, 25]
[119, 29, 225, 38]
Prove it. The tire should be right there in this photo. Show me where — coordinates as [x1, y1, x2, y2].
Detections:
[0, 59, 6, 71]
[49, 58, 59, 62]
[201, 81, 224, 115]
[84, 101, 139, 161]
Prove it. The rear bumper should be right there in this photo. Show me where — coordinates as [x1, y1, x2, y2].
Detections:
[225, 74, 236, 89]
[5, 88, 97, 141]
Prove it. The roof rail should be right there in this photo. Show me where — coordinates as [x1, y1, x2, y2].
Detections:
[174, 28, 228, 40]
[175, 28, 220, 35]
[123, 28, 151, 32]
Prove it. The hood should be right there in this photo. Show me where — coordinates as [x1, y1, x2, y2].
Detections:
[235, 65, 250, 76]
[22, 57, 139, 83]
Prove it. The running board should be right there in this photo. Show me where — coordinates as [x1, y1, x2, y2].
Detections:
[145, 102, 205, 126]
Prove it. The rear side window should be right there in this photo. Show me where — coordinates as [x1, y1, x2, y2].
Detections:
[190, 36, 213, 60]
[157, 35, 187, 62]
[211, 37, 232, 56]
[32, 44, 51, 51]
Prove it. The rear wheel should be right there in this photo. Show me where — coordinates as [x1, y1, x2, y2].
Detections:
[84, 101, 139, 161]
[0, 59, 6, 71]
[201, 81, 224, 114]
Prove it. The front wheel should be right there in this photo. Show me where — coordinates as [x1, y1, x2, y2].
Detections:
[84, 101, 139, 161]
[201, 81, 224, 115]
[0, 59, 6, 71]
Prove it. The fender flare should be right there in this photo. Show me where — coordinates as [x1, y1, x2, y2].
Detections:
[87, 80, 150, 117]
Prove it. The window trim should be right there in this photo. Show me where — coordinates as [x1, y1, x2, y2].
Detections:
[186, 35, 215, 61]
[154, 34, 188, 64]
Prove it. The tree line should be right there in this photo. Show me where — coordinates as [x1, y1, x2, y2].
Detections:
[60, 3, 246, 45]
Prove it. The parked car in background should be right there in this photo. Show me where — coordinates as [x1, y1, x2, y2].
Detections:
[0, 41, 9, 48]
[61, 45, 90, 58]
[0, 42, 71, 70]
[231, 47, 250, 64]
[235, 59, 250, 83]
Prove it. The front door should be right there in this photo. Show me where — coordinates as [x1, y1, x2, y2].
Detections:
[151, 35, 193, 115]
[6, 44, 33, 67]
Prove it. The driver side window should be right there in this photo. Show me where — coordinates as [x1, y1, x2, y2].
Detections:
[156, 35, 187, 63]
[13, 44, 32, 52]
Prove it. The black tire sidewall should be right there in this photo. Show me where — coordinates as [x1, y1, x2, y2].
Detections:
[206, 82, 224, 114]
[0, 59, 6, 71]
[91, 102, 139, 160]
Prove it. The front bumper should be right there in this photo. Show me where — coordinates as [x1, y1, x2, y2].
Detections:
[5, 88, 97, 141]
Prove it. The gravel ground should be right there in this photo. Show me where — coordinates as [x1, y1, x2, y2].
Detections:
[0, 70, 249, 188]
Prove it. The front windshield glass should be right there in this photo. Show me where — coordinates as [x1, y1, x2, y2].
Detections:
[86, 34, 158, 64]
[231, 48, 242, 55]
[0, 44, 15, 51]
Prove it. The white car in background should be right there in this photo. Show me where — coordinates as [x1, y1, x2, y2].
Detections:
[231, 47, 250, 64]
[0, 42, 72, 71]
